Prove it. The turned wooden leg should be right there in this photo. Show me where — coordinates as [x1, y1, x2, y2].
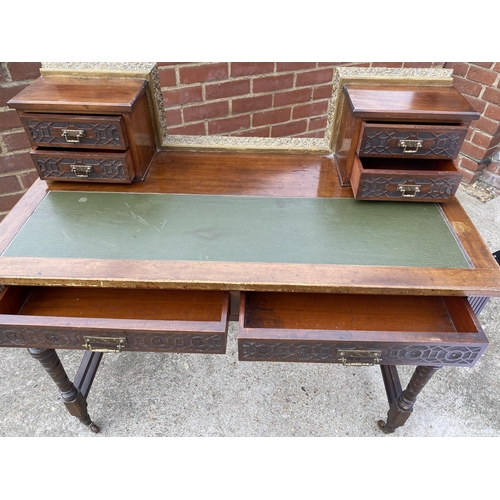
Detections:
[28, 348, 100, 433]
[378, 365, 441, 434]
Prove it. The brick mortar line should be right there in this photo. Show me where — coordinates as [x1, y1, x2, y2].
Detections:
[160, 66, 338, 90]
[469, 67, 500, 102]
[162, 78, 335, 94]
[468, 125, 495, 140]
[0, 163, 34, 176]
[0, 78, 36, 89]
[0, 185, 29, 198]
[160, 62, 337, 75]
[0, 126, 25, 136]
[0, 63, 11, 80]
[171, 96, 332, 117]
[0, 146, 32, 156]
[460, 151, 487, 164]
[172, 114, 328, 136]
[170, 90, 331, 126]
[174, 107, 329, 129]
[0, 187, 28, 198]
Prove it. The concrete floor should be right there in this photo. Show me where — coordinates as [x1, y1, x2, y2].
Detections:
[0, 186, 499, 438]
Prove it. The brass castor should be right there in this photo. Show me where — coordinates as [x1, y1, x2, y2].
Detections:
[377, 420, 394, 434]
[89, 422, 100, 433]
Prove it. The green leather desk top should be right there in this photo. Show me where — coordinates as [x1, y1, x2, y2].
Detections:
[2, 191, 470, 268]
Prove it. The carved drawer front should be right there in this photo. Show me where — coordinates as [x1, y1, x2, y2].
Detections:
[358, 123, 468, 159]
[0, 287, 229, 354]
[30, 150, 136, 183]
[350, 155, 462, 202]
[238, 292, 488, 367]
[18, 112, 128, 150]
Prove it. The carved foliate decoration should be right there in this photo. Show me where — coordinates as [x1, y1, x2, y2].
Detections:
[0, 326, 225, 354]
[240, 340, 485, 366]
[360, 131, 464, 157]
[360, 176, 459, 199]
[35, 157, 128, 180]
[27, 119, 122, 147]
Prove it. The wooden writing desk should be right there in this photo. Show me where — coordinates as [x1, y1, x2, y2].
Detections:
[1, 150, 499, 433]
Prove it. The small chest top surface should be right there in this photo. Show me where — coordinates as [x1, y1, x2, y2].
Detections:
[344, 85, 480, 122]
[7, 76, 148, 113]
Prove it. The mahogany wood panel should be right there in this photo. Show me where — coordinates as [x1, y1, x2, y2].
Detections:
[1, 257, 500, 295]
[344, 85, 480, 122]
[46, 151, 343, 197]
[7, 77, 148, 113]
[18, 287, 226, 322]
[123, 90, 157, 180]
[334, 94, 361, 186]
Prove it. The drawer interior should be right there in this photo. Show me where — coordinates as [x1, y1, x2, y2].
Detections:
[240, 292, 477, 335]
[3, 287, 224, 322]
[357, 157, 458, 172]
[0, 286, 229, 353]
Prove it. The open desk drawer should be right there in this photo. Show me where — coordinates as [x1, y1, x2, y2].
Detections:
[0, 286, 229, 354]
[350, 155, 462, 202]
[238, 292, 488, 367]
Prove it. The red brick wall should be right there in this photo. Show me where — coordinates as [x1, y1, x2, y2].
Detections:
[158, 62, 450, 139]
[1, 61, 499, 221]
[159, 62, 346, 138]
[444, 62, 500, 188]
[0, 62, 41, 221]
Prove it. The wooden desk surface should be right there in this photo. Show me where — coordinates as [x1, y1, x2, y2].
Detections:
[1, 150, 499, 296]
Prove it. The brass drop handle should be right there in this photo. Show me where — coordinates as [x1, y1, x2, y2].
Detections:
[83, 336, 127, 353]
[339, 350, 382, 366]
[398, 139, 423, 154]
[70, 165, 93, 178]
[62, 129, 85, 143]
[398, 184, 421, 198]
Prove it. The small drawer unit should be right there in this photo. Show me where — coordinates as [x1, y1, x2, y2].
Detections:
[334, 85, 479, 202]
[8, 76, 157, 183]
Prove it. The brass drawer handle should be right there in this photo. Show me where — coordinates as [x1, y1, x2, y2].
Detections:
[398, 184, 421, 198]
[70, 165, 93, 178]
[398, 139, 423, 154]
[339, 350, 382, 366]
[83, 336, 127, 353]
[62, 129, 85, 143]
